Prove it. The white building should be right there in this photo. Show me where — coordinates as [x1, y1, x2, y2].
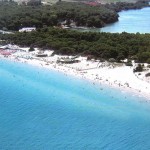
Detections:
[19, 27, 36, 32]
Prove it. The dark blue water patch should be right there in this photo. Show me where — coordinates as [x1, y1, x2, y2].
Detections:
[0, 59, 150, 150]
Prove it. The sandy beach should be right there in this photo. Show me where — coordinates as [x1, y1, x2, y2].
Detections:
[0, 45, 150, 100]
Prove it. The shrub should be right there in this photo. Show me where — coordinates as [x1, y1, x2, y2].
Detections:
[125, 62, 133, 66]
[145, 72, 150, 77]
[133, 64, 143, 72]
[125, 60, 133, 66]
[29, 46, 35, 52]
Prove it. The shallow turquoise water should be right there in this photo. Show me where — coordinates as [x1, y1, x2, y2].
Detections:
[0, 59, 150, 150]
[101, 7, 150, 33]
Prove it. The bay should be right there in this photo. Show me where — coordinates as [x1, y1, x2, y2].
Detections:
[101, 7, 150, 33]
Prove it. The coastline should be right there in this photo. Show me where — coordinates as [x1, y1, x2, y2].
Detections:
[0, 48, 150, 101]
[2, 56, 150, 150]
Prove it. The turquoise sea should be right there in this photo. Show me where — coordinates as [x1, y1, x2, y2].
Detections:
[0, 59, 150, 149]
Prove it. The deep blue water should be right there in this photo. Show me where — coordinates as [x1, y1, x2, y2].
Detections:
[0, 59, 150, 150]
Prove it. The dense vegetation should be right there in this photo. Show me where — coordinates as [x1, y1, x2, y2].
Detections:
[1, 28, 150, 63]
[0, 1, 118, 30]
[0, 0, 149, 30]
[52, 2, 118, 27]
[104, 0, 149, 12]
[0, 2, 56, 30]
[0, 1, 150, 63]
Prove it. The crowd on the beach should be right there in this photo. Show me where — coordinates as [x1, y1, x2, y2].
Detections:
[0, 44, 150, 100]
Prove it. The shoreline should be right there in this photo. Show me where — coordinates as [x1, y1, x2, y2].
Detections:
[0, 49, 150, 101]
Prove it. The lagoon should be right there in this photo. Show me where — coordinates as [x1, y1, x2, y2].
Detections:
[75, 7, 150, 33]
[0, 59, 150, 149]
[101, 7, 150, 33]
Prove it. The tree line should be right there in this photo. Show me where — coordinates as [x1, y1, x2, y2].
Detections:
[0, 0, 149, 30]
[1, 27, 150, 63]
[104, 0, 149, 12]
